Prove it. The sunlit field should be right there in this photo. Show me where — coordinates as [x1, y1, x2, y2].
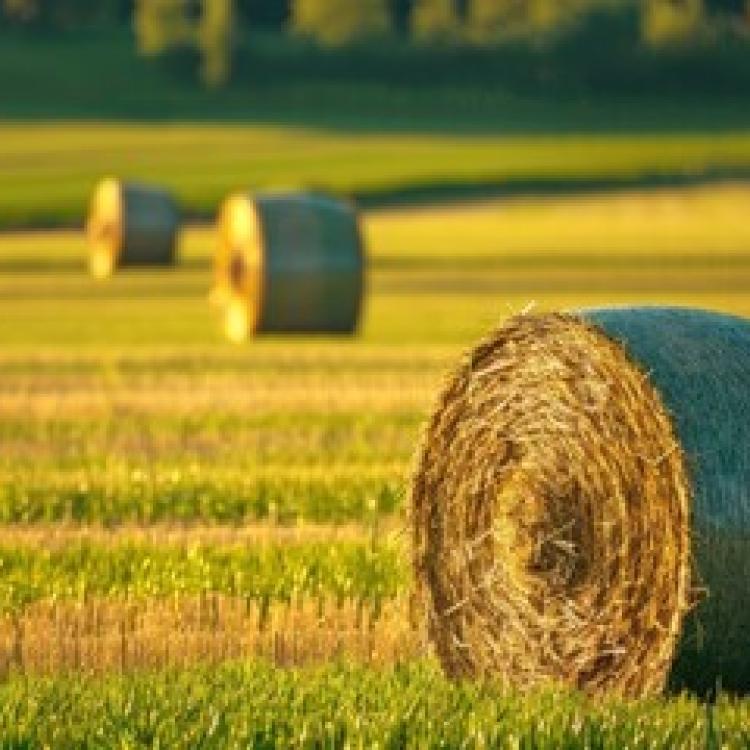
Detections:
[1, 187, 749, 745]
[3, 121, 750, 227]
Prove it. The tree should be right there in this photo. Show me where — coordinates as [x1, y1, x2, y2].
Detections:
[388, 0, 415, 34]
[466, 0, 620, 41]
[642, 0, 703, 44]
[235, 0, 291, 28]
[293, 0, 390, 44]
[466, 0, 526, 39]
[134, 0, 233, 86]
[2, 0, 130, 27]
[411, 0, 461, 39]
[199, 0, 232, 86]
[134, 0, 193, 55]
[2, 0, 35, 22]
[704, 0, 744, 14]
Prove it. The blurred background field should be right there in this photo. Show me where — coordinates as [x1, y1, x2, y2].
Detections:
[2, 187, 750, 347]
[2, 0, 750, 745]
[5, 123, 750, 228]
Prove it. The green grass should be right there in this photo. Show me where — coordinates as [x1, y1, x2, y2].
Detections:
[4, 122, 750, 228]
[0, 467, 404, 525]
[0, 540, 402, 610]
[0, 661, 747, 749]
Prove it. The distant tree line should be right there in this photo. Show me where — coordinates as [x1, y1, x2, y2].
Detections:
[3, 0, 748, 32]
[2, 0, 749, 88]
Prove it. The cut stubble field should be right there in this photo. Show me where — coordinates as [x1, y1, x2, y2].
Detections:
[1, 186, 749, 745]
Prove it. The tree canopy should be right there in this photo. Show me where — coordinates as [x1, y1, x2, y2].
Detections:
[2, 0, 748, 87]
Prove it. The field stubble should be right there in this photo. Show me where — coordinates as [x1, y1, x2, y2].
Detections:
[0, 186, 749, 743]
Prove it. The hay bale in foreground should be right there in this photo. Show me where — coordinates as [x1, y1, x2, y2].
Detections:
[214, 191, 365, 341]
[412, 307, 750, 697]
[86, 178, 179, 278]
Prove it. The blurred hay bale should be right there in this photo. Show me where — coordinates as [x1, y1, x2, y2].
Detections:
[86, 178, 179, 278]
[412, 306, 750, 697]
[213, 191, 365, 341]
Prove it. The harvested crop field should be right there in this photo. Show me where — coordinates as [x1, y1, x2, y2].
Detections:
[1, 188, 750, 746]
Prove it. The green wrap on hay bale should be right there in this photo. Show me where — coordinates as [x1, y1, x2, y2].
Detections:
[412, 306, 750, 697]
[86, 178, 179, 278]
[214, 191, 365, 341]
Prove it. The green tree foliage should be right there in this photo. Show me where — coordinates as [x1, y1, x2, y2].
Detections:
[388, 0, 416, 33]
[135, 0, 193, 55]
[134, 0, 233, 86]
[2, 0, 129, 27]
[235, 0, 291, 28]
[466, 0, 601, 41]
[704, 0, 745, 15]
[466, 0, 526, 39]
[199, 0, 233, 86]
[642, 0, 704, 44]
[2, 0, 34, 22]
[293, 0, 391, 45]
[411, 0, 461, 39]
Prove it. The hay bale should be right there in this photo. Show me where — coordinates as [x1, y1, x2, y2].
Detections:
[214, 191, 365, 341]
[86, 178, 179, 278]
[412, 306, 750, 697]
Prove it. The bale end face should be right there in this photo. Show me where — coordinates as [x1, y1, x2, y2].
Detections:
[86, 177, 122, 279]
[412, 312, 694, 698]
[214, 193, 264, 342]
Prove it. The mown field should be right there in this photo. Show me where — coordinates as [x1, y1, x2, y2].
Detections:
[1, 185, 750, 746]
[3, 122, 750, 228]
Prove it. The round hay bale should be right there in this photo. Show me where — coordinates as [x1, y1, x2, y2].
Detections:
[412, 306, 750, 697]
[86, 178, 179, 278]
[214, 191, 365, 341]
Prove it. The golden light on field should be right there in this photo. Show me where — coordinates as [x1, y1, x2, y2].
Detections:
[365, 184, 750, 263]
[3, 184, 750, 349]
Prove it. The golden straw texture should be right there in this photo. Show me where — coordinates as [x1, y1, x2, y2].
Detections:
[412, 311, 696, 698]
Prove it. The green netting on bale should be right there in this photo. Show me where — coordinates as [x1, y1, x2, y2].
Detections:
[255, 193, 364, 333]
[585, 306, 750, 694]
[412, 305, 750, 697]
[119, 183, 179, 268]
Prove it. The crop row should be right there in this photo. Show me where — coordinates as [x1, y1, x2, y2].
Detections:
[0, 661, 747, 749]
[0, 595, 419, 678]
[0, 469, 405, 524]
[0, 412, 422, 466]
[0, 540, 405, 610]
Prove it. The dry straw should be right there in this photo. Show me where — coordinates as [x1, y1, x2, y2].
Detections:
[213, 191, 364, 341]
[0, 596, 419, 678]
[412, 307, 750, 697]
[86, 178, 179, 278]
